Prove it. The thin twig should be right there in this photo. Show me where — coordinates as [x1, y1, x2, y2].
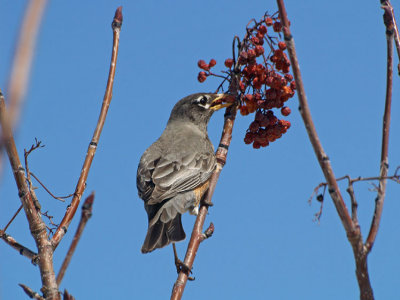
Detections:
[0, 90, 59, 299]
[30, 172, 71, 202]
[3, 204, 23, 232]
[19, 284, 45, 300]
[309, 170, 400, 202]
[346, 182, 359, 226]
[56, 193, 94, 286]
[51, 7, 123, 250]
[380, 1, 400, 74]
[0, 230, 38, 263]
[24, 139, 45, 210]
[365, 2, 394, 253]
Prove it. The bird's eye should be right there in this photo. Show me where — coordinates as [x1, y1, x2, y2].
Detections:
[199, 96, 207, 106]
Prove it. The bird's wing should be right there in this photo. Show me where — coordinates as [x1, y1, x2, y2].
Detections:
[145, 151, 216, 204]
[137, 148, 161, 202]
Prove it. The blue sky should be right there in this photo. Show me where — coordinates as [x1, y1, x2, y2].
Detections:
[1, 1, 399, 299]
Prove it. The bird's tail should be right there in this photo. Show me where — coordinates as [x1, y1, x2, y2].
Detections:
[141, 214, 186, 253]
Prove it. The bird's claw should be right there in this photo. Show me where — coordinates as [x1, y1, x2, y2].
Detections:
[175, 258, 195, 281]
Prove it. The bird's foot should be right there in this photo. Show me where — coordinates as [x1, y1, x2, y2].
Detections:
[173, 243, 195, 281]
[174, 258, 194, 280]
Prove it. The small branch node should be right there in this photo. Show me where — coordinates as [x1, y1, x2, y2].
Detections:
[200, 223, 215, 242]
[19, 283, 45, 300]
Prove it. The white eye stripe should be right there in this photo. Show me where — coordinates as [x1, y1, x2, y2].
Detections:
[196, 95, 210, 108]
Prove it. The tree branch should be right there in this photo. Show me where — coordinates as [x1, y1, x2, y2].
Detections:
[365, 2, 394, 253]
[19, 284, 45, 300]
[51, 7, 123, 250]
[0, 0, 48, 180]
[0, 230, 38, 263]
[0, 90, 59, 299]
[6, 0, 48, 129]
[380, 0, 400, 74]
[276, 1, 376, 299]
[56, 193, 95, 286]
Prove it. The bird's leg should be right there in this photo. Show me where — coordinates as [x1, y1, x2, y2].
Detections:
[172, 243, 195, 281]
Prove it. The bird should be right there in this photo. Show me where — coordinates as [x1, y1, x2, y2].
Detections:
[137, 93, 234, 254]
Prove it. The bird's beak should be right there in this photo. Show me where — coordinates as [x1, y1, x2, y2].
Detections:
[209, 94, 236, 111]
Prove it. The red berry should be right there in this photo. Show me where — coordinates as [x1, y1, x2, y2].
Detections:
[259, 25, 267, 34]
[284, 74, 293, 81]
[209, 59, 217, 67]
[281, 106, 291, 116]
[244, 132, 255, 144]
[252, 141, 261, 149]
[255, 45, 264, 56]
[255, 110, 264, 122]
[240, 105, 249, 116]
[256, 32, 264, 40]
[197, 72, 207, 83]
[249, 121, 260, 133]
[251, 37, 260, 45]
[247, 49, 256, 59]
[273, 22, 282, 32]
[197, 59, 209, 71]
[278, 42, 287, 50]
[265, 17, 273, 26]
[244, 94, 253, 102]
[239, 80, 245, 92]
[224, 58, 234, 68]
[260, 139, 269, 147]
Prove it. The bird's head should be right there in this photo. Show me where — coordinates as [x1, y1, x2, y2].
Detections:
[168, 93, 235, 130]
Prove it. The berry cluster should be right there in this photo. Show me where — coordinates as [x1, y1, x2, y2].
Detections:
[197, 13, 296, 149]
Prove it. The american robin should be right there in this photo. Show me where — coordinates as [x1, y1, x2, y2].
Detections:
[137, 93, 234, 254]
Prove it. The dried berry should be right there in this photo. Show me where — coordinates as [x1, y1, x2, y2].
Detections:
[244, 132, 255, 144]
[273, 22, 282, 32]
[281, 106, 291, 116]
[255, 45, 264, 56]
[224, 58, 234, 68]
[265, 17, 273, 26]
[259, 25, 267, 34]
[251, 37, 260, 45]
[195, 12, 295, 150]
[278, 42, 287, 50]
[252, 141, 261, 149]
[247, 49, 256, 60]
[197, 59, 209, 70]
[197, 71, 207, 83]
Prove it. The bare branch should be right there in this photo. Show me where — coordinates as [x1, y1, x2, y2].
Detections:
[3, 204, 23, 232]
[30, 172, 72, 202]
[365, 2, 394, 253]
[0, 91, 59, 299]
[56, 193, 95, 286]
[6, 0, 48, 129]
[0, 230, 38, 263]
[19, 284, 45, 300]
[275, 1, 375, 299]
[51, 7, 123, 250]
[380, 1, 400, 74]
